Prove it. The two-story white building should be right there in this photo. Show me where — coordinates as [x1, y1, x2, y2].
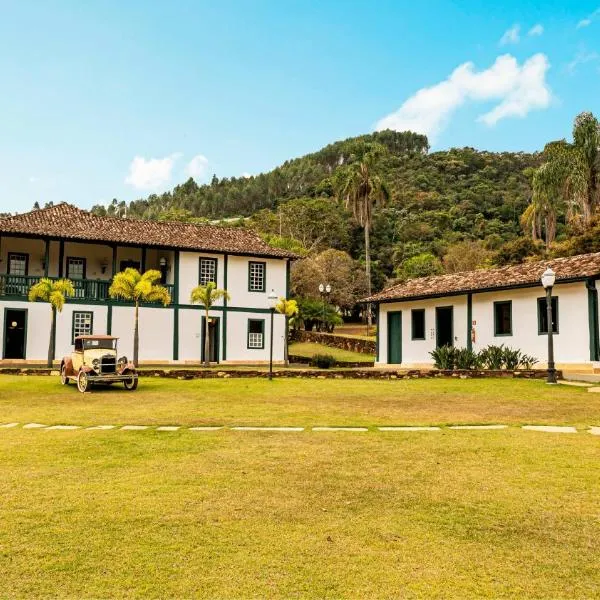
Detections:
[368, 252, 600, 372]
[0, 203, 295, 364]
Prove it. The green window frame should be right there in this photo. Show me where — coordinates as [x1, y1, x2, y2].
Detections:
[72, 311, 94, 343]
[537, 296, 559, 334]
[493, 300, 512, 336]
[199, 257, 218, 286]
[66, 256, 86, 280]
[411, 309, 425, 340]
[247, 319, 265, 349]
[248, 261, 266, 292]
[7, 252, 29, 276]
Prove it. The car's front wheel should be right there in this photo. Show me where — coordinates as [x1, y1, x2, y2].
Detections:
[123, 373, 138, 391]
[77, 370, 90, 393]
[60, 365, 69, 385]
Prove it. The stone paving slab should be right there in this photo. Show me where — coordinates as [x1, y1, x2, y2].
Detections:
[522, 425, 577, 433]
[449, 425, 508, 430]
[588, 387, 600, 393]
[46, 425, 80, 430]
[120, 425, 149, 431]
[156, 426, 180, 431]
[86, 425, 116, 430]
[312, 426, 368, 432]
[589, 427, 600, 435]
[23, 423, 47, 429]
[189, 426, 224, 431]
[378, 426, 441, 431]
[558, 381, 592, 387]
[231, 426, 304, 431]
[0, 422, 19, 429]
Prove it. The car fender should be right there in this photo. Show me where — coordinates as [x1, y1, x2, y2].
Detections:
[79, 365, 95, 374]
[61, 357, 75, 377]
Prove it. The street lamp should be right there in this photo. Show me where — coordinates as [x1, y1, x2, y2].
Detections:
[318, 283, 331, 332]
[267, 289, 278, 380]
[541, 267, 557, 384]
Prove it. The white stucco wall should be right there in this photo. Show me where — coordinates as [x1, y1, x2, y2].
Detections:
[54, 304, 109, 359]
[0, 238, 48, 277]
[0, 300, 51, 360]
[377, 281, 593, 367]
[225, 310, 285, 363]
[178, 252, 224, 305]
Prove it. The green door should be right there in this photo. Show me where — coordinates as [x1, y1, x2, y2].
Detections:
[387, 311, 402, 364]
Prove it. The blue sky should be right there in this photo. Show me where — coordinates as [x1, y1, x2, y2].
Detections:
[0, 0, 599, 213]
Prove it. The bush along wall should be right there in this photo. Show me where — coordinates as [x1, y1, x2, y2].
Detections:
[430, 344, 539, 371]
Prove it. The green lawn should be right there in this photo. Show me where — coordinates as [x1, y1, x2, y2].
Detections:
[1, 377, 599, 598]
[288, 341, 375, 363]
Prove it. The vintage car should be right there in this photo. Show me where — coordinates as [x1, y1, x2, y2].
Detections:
[60, 335, 138, 393]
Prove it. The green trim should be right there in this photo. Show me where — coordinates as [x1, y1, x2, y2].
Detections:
[141, 247, 147, 272]
[7, 252, 29, 276]
[247, 318, 266, 349]
[58, 240, 64, 277]
[375, 304, 380, 362]
[173, 251, 180, 360]
[285, 259, 290, 298]
[66, 256, 87, 279]
[71, 310, 94, 343]
[466, 293, 473, 352]
[493, 300, 513, 337]
[201, 316, 220, 362]
[44, 239, 50, 277]
[387, 311, 402, 364]
[410, 308, 426, 340]
[222, 254, 228, 360]
[537, 296, 559, 335]
[107, 304, 113, 335]
[435, 306, 454, 348]
[2, 307, 28, 359]
[587, 279, 599, 361]
[111, 244, 117, 277]
[198, 256, 218, 286]
[248, 261, 267, 292]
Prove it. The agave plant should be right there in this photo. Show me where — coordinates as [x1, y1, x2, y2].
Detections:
[430, 345, 457, 370]
[479, 345, 505, 370]
[454, 348, 481, 370]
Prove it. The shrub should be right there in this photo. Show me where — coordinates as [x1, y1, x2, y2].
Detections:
[502, 347, 522, 370]
[455, 348, 481, 370]
[430, 345, 457, 370]
[310, 353, 337, 369]
[479, 344, 505, 370]
[519, 354, 539, 369]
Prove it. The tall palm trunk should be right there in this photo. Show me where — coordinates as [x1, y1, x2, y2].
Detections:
[204, 307, 210, 367]
[364, 218, 372, 328]
[133, 301, 139, 366]
[47, 307, 56, 368]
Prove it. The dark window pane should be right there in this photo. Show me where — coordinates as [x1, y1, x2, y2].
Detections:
[538, 297, 558, 334]
[494, 301, 512, 335]
[411, 309, 425, 339]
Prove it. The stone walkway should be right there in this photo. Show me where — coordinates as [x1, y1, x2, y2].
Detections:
[1, 422, 599, 434]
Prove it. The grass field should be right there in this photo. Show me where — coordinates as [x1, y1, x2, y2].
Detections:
[1, 376, 599, 598]
[288, 341, 375, 363]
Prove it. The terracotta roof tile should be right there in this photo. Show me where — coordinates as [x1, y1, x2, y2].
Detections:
[0, 203, 296, 258]
[365, 252, 600, 302]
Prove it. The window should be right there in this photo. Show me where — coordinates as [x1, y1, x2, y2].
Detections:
[67, 257, 86, 280]
[411, 309, 425, 340]
[199, 258, 218, 286]
[72, 311, 93, 342]
[494, 301, 512, 336]
[538, 296, 559, 334]
[247, 319, 265, 349]
[8, 253, 28, 276]
[248, 261, 266, 292]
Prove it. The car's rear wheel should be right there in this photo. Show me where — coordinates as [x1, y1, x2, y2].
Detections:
[77, 370, 90, 393]
[60, 365, 69, 385]
[123, 373, 138, 391]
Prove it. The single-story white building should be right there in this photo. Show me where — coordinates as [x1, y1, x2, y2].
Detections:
[367, 253, 600, 372]
[0, 203, 296, 364]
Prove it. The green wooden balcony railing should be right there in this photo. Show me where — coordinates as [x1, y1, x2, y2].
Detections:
[0, 275, 175, 305]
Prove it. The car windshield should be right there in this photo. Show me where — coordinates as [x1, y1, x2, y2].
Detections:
[83, 339, 117, 351]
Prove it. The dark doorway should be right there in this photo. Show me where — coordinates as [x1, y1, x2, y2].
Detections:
[3, 309, 27, 359]
[436, 306, 454, 348]
[387, 311, 402, 364]
[201, 316, 220, 363]
[120, 260, 141, 272]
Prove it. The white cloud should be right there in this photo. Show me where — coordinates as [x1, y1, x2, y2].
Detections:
[185, 154, 209, 181]
[528, 24, 544, 36]
[28, 176, 37, 183]
[500, 24, 520, 45]
[125, 153, 181, 190]
[577, 8, 600, 28]
[241, 172, 252, 179]
[566, 48, 600, 73]
[375, 53, 551, 142]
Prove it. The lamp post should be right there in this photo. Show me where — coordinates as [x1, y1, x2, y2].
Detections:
[268, 290, 278, 380]
[541, 267, 557, 384]
[318, 283, 331, 332]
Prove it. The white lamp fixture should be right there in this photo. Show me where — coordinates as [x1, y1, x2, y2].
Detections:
[541, 267, 556, 289]
[318, 283, 325, 293]
[268, 289, 278, 309]
[325, 284, 331, 294]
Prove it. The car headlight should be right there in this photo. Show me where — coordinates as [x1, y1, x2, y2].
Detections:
[92, 359, 100, 369]
[118, 356, 128, 366]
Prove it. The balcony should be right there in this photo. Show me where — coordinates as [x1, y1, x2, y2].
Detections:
[0, 275, 175, 305]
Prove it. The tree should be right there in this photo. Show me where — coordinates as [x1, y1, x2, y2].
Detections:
[28, 278, 75, 367]
[395, 253, 443, 281]
[333, 142, 390, 325]
[109, 269, 171, 365]
[190, 281, 230, 366]
[275, 297, 298, 365]
[443, 240, 492, 273]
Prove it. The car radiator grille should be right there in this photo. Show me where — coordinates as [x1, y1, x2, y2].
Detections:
[100, 355, 116, 374]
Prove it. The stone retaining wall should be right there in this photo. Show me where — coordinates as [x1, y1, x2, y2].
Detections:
[290, 330, 376, 355]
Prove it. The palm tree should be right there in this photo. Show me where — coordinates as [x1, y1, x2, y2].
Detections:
[190, 281, 230, 367]
[28, 278, 75, 367]
[275, 297, 298, 366]
[333, 142, 389, 327]
[109, 269, 171, 366]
